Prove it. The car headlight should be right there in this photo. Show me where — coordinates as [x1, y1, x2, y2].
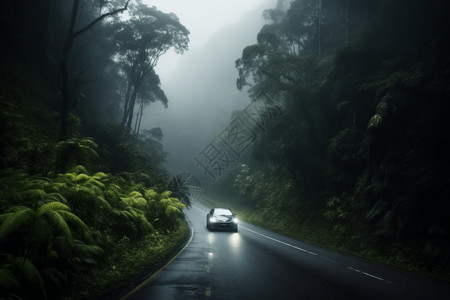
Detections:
[233, 218, 238, 224]
[209, 217, 217, 223]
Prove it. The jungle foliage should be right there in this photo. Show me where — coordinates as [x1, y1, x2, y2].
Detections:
[228, 0, 450, 279]
[0, 0, 189, 298]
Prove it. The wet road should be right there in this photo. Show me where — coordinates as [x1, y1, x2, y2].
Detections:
[124, 202, 450, 299]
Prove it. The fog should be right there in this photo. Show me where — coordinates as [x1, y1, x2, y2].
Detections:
[141, 1, 276, 178]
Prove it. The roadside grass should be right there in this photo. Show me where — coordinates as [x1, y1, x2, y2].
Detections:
[200, 194, 450, 284]
[65, 220, 190, 299]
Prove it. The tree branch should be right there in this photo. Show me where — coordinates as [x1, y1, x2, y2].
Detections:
[72, 0, 130, 40]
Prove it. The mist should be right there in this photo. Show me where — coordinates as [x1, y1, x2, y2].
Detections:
[141, 1, 275, 179]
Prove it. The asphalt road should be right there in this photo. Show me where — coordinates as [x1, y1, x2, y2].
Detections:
[123, 202, 450, 299]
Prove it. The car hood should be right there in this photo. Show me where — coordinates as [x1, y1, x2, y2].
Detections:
[215, 215, 233, 222]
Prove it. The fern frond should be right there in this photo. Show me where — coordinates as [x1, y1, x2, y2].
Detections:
[37, 202, 70, 217]
[19, 189, 46, 201]
[93, 172, 108, 180]
[165, 205, 181, 217]
[86, 178, 105, 189]
[75, 174, 90, 183]
[145, 189, 158, 200]
[129, 191, 143, 198]
[79, 145, 100, 159]
[0, 207, 34, 242]
[44, 182, 68, 193]
[0, 268, 20, 292]
[44, 210, 73, 244]
[57, 210, 92, 243]
[73, 240, 104, 262]
[44, 192, 68, 205]
[161, 190, 172, 198]
[18, 257, 44, 289]
[70, 165, 89, 175]
[97, 196, 112, 210]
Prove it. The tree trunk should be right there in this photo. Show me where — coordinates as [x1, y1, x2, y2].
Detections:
[59, 0, 130, 140]
[136, 100, 145, 136]
[121, 79, 133, 126]
[59, 0, 80, 141]
[318, 0, 322, 60]
[126, 86, 138, 132]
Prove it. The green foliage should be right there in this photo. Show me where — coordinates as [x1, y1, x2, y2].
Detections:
[228, 0, 450, 280]
[0, 165, 185, 299]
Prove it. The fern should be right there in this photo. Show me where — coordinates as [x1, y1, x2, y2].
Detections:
[36, 202, 70, 217]
[19, 189, 46, 201]
[73, 240, 104, 264]
[57, 210, 92, 244]
[93, 172, 108, 180]
[0, 268, 20, 292]
[8, 256, 44, 289]
[75, 174, 90, 183]
[0, 207, 34, 242]
[44, 192, 68, 205]
[44, 210, 73, 244]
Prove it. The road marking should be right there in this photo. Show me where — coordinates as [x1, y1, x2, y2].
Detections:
[194, 205, 390, 284]
[120, 226, 195, 299]
[193, 205, 318, 256]
[240, 225, 318, 256]
[347, 267, 390, 283]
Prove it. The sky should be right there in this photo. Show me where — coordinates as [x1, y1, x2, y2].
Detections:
[140, 0, 278, 180]
[144, 0, 276, 80]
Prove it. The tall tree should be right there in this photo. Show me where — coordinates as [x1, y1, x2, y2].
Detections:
[114, 1, 189, 132]
[59, 0, 130, 140]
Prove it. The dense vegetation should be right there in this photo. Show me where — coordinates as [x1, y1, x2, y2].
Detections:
[0, 0, 189, 299]
[217, 0, 450, 280]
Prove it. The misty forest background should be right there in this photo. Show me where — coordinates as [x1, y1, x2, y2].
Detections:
[1, 0, 450, 299]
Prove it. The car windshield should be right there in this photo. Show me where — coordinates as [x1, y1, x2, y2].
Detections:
[214, 209, 232, 216]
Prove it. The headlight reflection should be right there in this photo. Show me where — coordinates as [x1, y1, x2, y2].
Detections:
[229, 233, 241, 253]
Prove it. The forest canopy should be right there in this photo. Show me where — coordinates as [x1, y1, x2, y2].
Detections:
[225, 0, 450, 279]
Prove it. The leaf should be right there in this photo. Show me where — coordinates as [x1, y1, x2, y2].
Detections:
[57, 210, 92, 243]
[19, 258, 44, 289]
[37, 202, 70, 217]
[44, 192, 68, 205]
[0, 268, 20, 292]
[0, 207, 34, 242]
[75, 174, 90, 183]
[44, 210, 73, 244]
[19, 189, 46, 201]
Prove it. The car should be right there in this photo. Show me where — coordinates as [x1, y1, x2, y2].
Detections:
[206, 208, 238, 232]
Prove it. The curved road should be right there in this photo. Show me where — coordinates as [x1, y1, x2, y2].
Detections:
[123, 202, 450, 299]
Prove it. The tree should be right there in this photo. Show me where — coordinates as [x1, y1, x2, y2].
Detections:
[132, 69, 168, 136]
[114, 1, 189, 132]
[59, 0, 130, 141]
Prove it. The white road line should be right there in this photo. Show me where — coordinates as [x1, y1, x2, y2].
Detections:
[240, 225, 318, 256]
[347, 267, 389, 283]
[193, 205, 389, 283]
[193, 205, 317, 255]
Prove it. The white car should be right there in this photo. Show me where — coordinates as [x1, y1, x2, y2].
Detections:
[206, 208, 238, 232]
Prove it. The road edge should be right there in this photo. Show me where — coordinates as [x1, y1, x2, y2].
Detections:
[115, 220, 195, 299]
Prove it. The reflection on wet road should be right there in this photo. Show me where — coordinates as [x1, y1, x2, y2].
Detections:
[123, 202, 450, 300]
